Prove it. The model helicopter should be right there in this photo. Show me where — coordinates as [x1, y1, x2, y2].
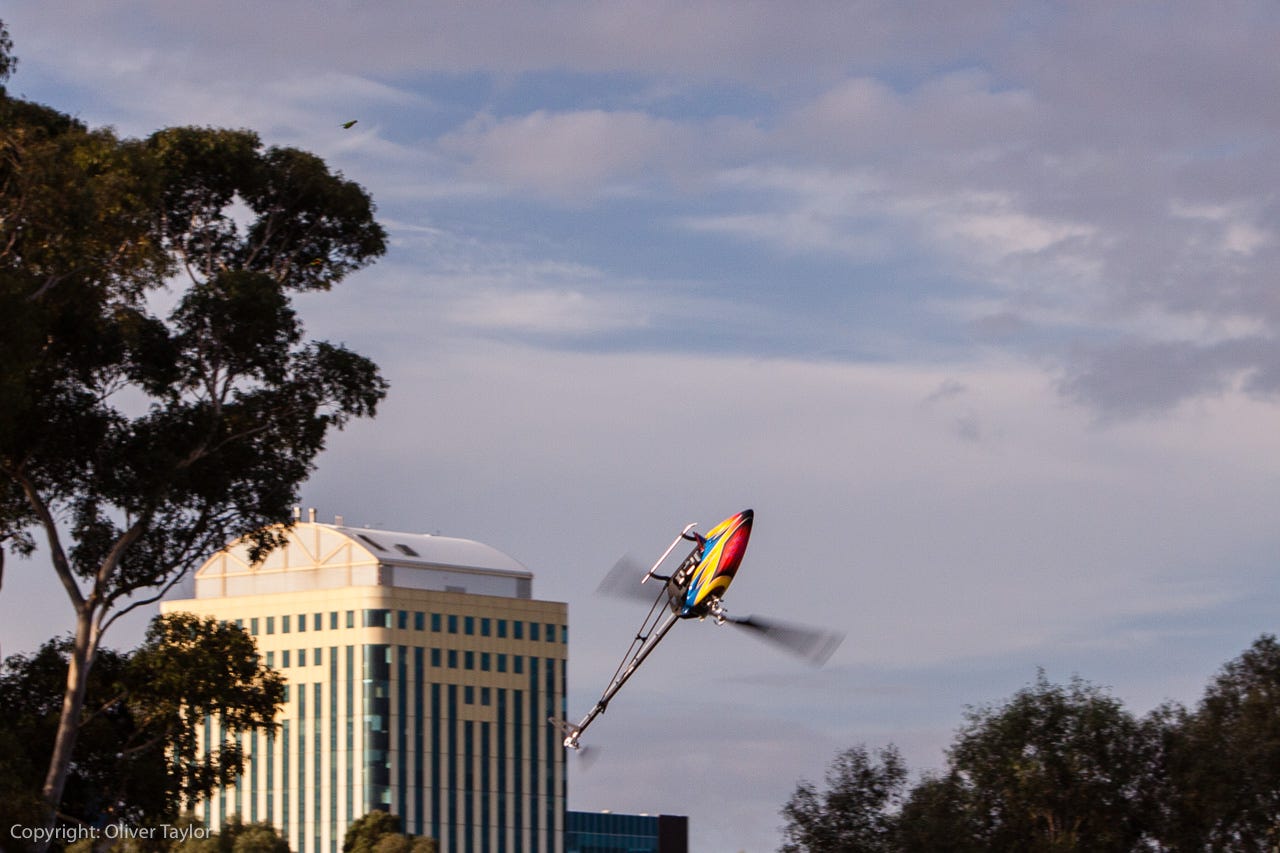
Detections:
[551, 509, 844, 750]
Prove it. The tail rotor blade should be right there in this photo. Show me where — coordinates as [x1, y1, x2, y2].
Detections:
[726, 614, 844, 665]
[596, 555, 654, 604]
[575, 743, 602, 771]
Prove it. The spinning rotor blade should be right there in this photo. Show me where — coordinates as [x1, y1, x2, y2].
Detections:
[595, 555, 657, 604]
[725, 614, 844, 666]
[574, 743, 602, 771]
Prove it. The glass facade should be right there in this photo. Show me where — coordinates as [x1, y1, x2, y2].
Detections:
[363, 644, 391, 811]
[564, 813, 688, 853]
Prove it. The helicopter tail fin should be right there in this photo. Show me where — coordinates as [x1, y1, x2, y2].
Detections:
[548, 716, 583, 750]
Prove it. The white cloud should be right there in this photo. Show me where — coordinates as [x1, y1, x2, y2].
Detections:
[438, 109, 695, 200]
[446, 288, 648, 336]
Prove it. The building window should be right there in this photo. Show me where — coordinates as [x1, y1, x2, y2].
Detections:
[250, 618, 259, 636]
[481, 618, 491, 637]
[481, 653, 491, 672]
[266, 616, 275, 635]
[513, 655, 523, 674]
[447, 615, 458, 634]
[497, 619, 508, 638]
[530, 622, 540, 642]
[513, 621, 523, 640]
[346, 610, 354, 629]
[363, 644, 391, 812]
[363, 609, 391, 628]
[497, 654, 507, 673]
[298, 648, 306, 666]
[282, 615, 291, 634]
[414, 611, 425, 631]
[464, 686, 474, 704]
[266, 651, 275, 668]
[464, 651, 474, 670]
[398, 610, 408, 630]
[431, 613, 442, 633]
[464, 616, 474, 635]
[330, 612, 338, 630]
[447, 650, 458, 669]
[314, 613, 322, 631]
[297, 614, 306, 633]
[481, 687, 491, 706]
[282, 650, 291, 668]
[431, 648, 441, 667]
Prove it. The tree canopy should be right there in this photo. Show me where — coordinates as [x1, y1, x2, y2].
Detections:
[780, 745, 907, 853]
[0, 613, 283, 833]
[343, 811, 437, 853]
[0, 23, 388, 829]
[0, 20, 14, 87]
[779, 635, 1280, 852]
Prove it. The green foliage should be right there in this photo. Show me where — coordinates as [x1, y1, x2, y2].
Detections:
[946, 672, 1149, 852]
[167, 816, 291, 853]
[780, 638, 1280, 852]
[894, 771, 983, 853]
[0, 19, 15, 85]
[0, 615, 282, 829]
[1147, 634, 1280, 850]
[344, 812, 436, 853]
[780, 745, 907, 853]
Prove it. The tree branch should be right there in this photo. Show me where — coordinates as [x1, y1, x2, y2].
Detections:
[12, 469, 83, 609]
[99, 563, 192, 636]
[78, 690, 128, 729]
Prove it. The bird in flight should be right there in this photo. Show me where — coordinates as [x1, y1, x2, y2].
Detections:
[341, 120, 358, 129]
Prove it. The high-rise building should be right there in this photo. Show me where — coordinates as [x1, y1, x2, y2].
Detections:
[161, 515, 568, 853]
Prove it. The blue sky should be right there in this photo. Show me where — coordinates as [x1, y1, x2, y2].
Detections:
[4, 3, 1280, 850]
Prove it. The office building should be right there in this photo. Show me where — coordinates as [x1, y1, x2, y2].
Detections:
[161, 513, 568, 853]
[565, 812, 688, 853]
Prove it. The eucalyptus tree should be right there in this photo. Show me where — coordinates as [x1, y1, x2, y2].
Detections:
[0, 614, 283, 829]
[1, 49, 388, 829]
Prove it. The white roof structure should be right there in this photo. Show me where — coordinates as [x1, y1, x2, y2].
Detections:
[192, 519, 534, 600]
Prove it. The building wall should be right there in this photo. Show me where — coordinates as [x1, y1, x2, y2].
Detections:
[163, 523, 567, 853]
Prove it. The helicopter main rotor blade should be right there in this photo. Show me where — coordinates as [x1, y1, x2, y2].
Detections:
[595, 555, 658, 604]
[725, 614, 844, 666]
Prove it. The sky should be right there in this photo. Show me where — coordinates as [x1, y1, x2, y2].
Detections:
[2, 2, 1280, 849]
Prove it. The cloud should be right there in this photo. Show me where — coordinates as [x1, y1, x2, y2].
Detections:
[445, 288, 648, 336]
[434, 108, 762, 202]
[791, 70, 1037, 165]
[438, 109, 689, 200]
[1060, 335, 1280, 417]
[5, 0, 1016, 82]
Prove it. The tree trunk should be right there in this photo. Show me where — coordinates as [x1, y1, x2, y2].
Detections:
[37, 605, 98, 850]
